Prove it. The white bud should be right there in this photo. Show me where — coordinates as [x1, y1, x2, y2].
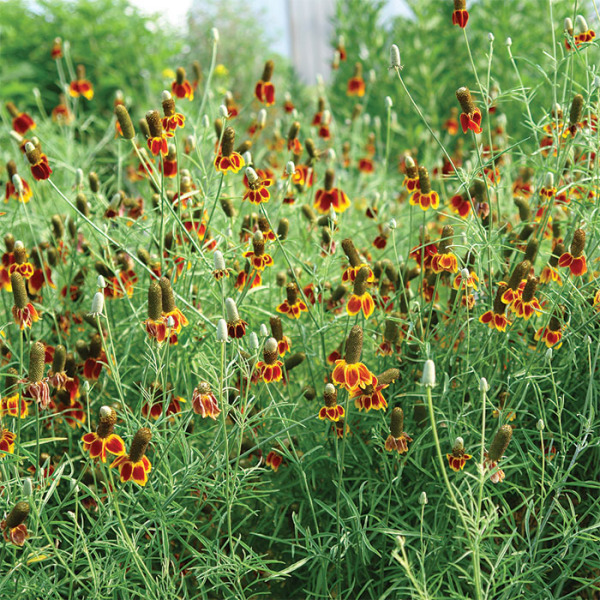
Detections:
[76, 168, 84, 187]
[461, 268, 470, 282]
[454, 436, 464, 447]
[11, 174, 24, 194]
[253, 230, 264, 244]
[419, 491, 428, 505]
[217, 318, 228, 342]
[96, 275, 106, 289]
[260, 323, 269, 337]
[488, 32, 495, 42]
[99, 405, 113, 419]
[211, 27, 219, 43]
[479, 377, 489, 393]
[363, 113, 371, 126]
[322, 109, 331, 124]
[544, 172, 554, 188]
[115, 90, 124, 101]
[585, 335, 592, 345]
[83, 380, 90, 394]
[374, 116, 382, 130]
[166, 316, 175, 328]
[213, 250, 225, 271]
[202, 114, 210, 128]
[575, 15, 589, 35]
[545, 347, 553, 361]
[324, 383, 336, 395]
[286, 161, 296, 176]
[284, 92, 291, 102]
[245, 166, 259, 184]
[388, 218, 397, 230]
[186, 135, 196, 151]
[389, 44, 401, 69]
[405, 155, 415, 168]
[14, 240, 24, 250]
[88, 291, 104, 318]
[385, 96, 393, 109]
[242, 151, 252, 165]
[257, 108, 267, 128]
[594, 76, 600, 89]
[327, 148, 336, 161]
[161, 90, 172, 102]
[23, 478, 33, 497]
[564, 17, 573, 31]
[24, 141, 35, 153]
[332, 50, 340, 69]
[506, 37, 512, 47]
[245, 331, 258, 350]
[536, 419, 545, 431]
[422, 359, 436, 387]
[369, 69, 376, 84]
[225, 298, 239, 322]
[219, 104, 229, 119]
[9, 131, 23, 144]
[264, 337, 278, 353]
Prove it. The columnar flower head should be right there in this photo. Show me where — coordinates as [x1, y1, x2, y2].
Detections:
[410, 167, 439, 211]
[82, 406, 126, 462]
[319, 383, 344, 421]
[1, 501, 30, 546]
[384, 407, 412, 454]
[171, 67, 194, 100]
[452, 0, 469, 28]
[456, 87, 482, 134]
[447, 437, 472, 471]
[558, 228, 587, 276]
[256, 338, 284, 383]
[214, 127, 245, 174]
[25, 142, 52, 181]
[146, 110, 168, 156]
[255, 60, 276, 106]
[111, 427, 153, 486]
[347, 266, 375, 318]
[331, 325, 373, 392]
[485, 425, 512, 483]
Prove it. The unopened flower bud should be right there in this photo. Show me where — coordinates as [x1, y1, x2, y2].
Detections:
[506, 37, 512, 46]
[536, 419, 544, 431]
[422, 359, 436, 387]
[217, 318, 228, 342]
[260, 323, 269, 337]
[389, 44, 401, 69]
[388, 218, 397, 230]
[249, 332, 259, 350]
[225, 298, 239, 322]
[211, 27, 219, 43]
[419, 491, 428, 505]
[286, 161, 295, 176]
[246, 166, 259, 184]
[385, 96, 393, 109]
[257, 109, 267, 128]
[219, 104, 229, 119]
[479, 377, 489, 393]
[89, 291, 104, 317]
[575, 15, 589, 35]
[488, 32, 495, 42]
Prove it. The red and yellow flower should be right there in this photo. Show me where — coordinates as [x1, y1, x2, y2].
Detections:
[256, 338, 284, 383]
[558, 228, 587, 276]
[331, 326, 374, 392]
[243, 168, 272, 204]
[82, 407, 126, 463]
[25, 143, 52, 181]
[452, 0, 469, 28]
[192, 382, 220, 419]
[318, 384, 344, 421]
[111, 428, 152, 487]
[6, 102, 36, 135]
[447, 437, 472, 471]
[255, 60, 276, 106]
[384, 407, 412, 454]
[535, 314, 563, 349]
[69, 65, 94, 100]
[171, 67, 194, 100]
[479, 285, 511, 332]
[214, 126, 245, 174]
[277, 283, 308, 319]
[347, 62, 366, 97]
[346, 267, 375, 318]
[456, 86, 482, 134]
[1, 502, 29, 546]
[410, 166, 439, 211]
[314, 169, 350, 214]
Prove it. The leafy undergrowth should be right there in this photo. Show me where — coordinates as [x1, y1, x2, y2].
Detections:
[1, 2, 600, 599]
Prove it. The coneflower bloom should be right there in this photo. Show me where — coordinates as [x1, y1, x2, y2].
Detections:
[192, 382, 220, 419]
[5, 162, 33, 203]
[535, 313, 564, 349]
[347, 266, 375, 318]
[69, 64, 94, 100]
[144, 281, 167, 343]
[6, 102, 36, 135]
[243, 167, 272, 204]
[384, 407, 412, 454]
[266, 450, 283, 471]
[456, 86, 482, 134]
[540, 243, 564, 286]
[378, 317, 401, 356]
[403, 156, 420, 192]
[431, 225, 459, 274]
[287, 121, 302, 154]
[352, 368, 398, 412]
[11, 272, 38, 330]
[500, 260, 530, 306]
[347, 62, 366, 97]
[277, 283, 308, 319]
[564, 94, 584, 138]
[235, 262, 261, 290]
[410, 167, 439, 211]
[512, 276, 542, 319]
[453, 267, 479, 292]
[318, 383, 344, 422]
[484, 425, 512, 483]
[81, 406, 126, 462]
[341, 238, 374, 284]
[48, 344, 71, 390]
[0, 428, 16, 455]
[162, 144, 178, 178]
[314, 169, 350, 214]
[452, 0, 469, 27]
[558, 228, 587, 276]
[332, 325, 373, 392]
[171, 67, 194, 100]
[255, 60, 276, 106]
[256, 338, 284, 383]
[22, 342, 50, 409]
[111, 428, 152, 486]
[225, 297, 247, 338]
[25, 142, 52, 181]
[81, 334, 106, 381]
[479, 285, 511, 332]
[214, 127, 245, 174]
[9, 242, 34, 280]
[161, 91, 185, 136]
[1, 369, 28, 419]
[444, 107, 459, 134]
[450, 192, 471, 217]
[243, 231, 273, 271]
[159, 277, 188, 343]
[447, 437, 472, 471]
[1, 502, 30, 546]
[270, 316, 291, 356]
[574, 15, 596, 46]
[146, 110, 168, 156]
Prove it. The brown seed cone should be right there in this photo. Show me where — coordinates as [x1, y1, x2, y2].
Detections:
[4, 501, 30, 530]
[220, 198, 235, 218]
[384, 318, 400, 343]
[263, 347, 278, 365]
[7, 160, 17, 179]
[456, 86, 476, 115]
[514, 196, 531, 221]
[115, 105, 135, 139]
[236, 139, 252, 155]
[26, 146, 42, 167]
[214, 118, 223, 139]
[5, 102, 19, 118]
[11, 272, 28, 310]
[287, 121, 300, 142]
[324, 169, 335, 191]
[418, 166, 431, 195]
[507, 260, 531, 290]
[353, 266, 370, 296]
[148, 281, 163, 321]
[549, 243, 565, 267]
[323, 385, 338, 407]
[303, 386, 316, 401]
[305, 138, 317, 159]
[97, 407, 117, 438]
[176, 67, 186, 85]
[145, 110, 163, 138]
[353, 62, 362, 77]
[413, 401, 427, 428]
[75, 340, 89, 361]
[454, 0, 466, 8]
[521, 276, 539, 303]
[493, 285, 508, 313]
[377, 368, 400, 386]
[129, 427, 152, 463]
[438, 225, 454, 254]
[159, 277, 176, 313]
[52, 344, 67, 373]
[301, 205, 316, 223]
[571, 228, 586, 257]
[14, 245, 26, 265]
[277, 218, 289, 240]
[284, 353, 305, 371]
[488, 425, 512, 462]
[89, 334, 102, 359]
[221, 127, 235, 157]
[76, 64, 86, 79]
[390, 407, 404, 438]
[524, 238, 539, 263]
[569, 94, 584, 126]
[5, 367, 19, 394]
[262, 59, 274, 82]
[5, 234, 15, 253]
[29, 342, 46, 383]
[344, 325, 363, 364]
[286, 283, 299, 305]
[89, 171, 100, 193]
[341, 238, 361, 267]
[138, 118, 150, 139]
[193, 60, 202, 81]
[270, 316, 283, 340]
[549, 314, 561, 331]
[162, 96, 175, 117]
